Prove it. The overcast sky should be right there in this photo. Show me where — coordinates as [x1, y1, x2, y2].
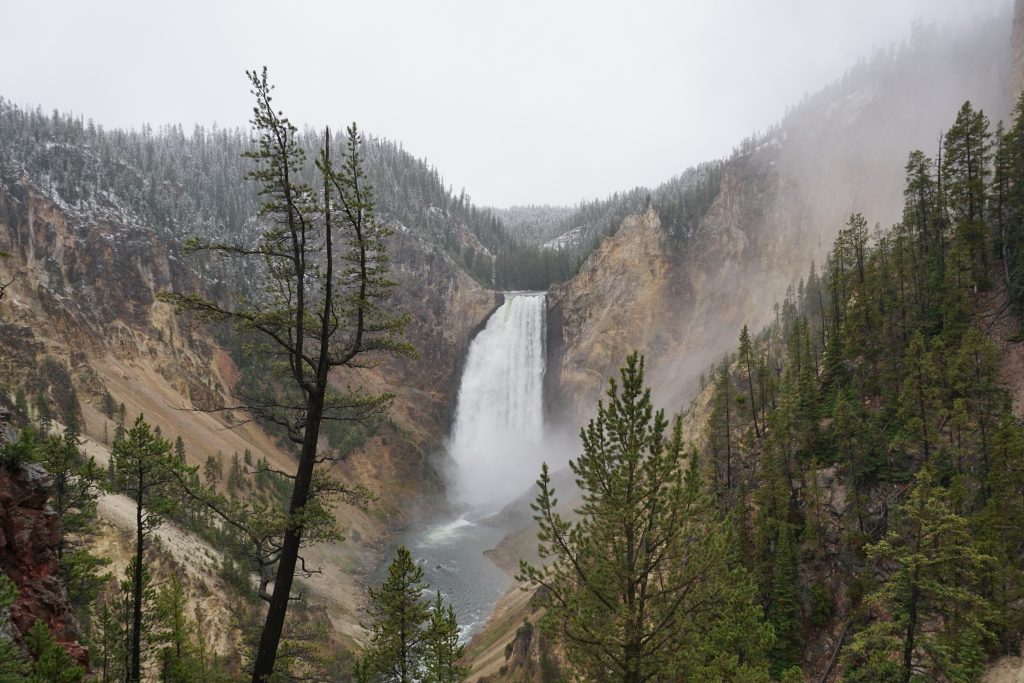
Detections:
[0, 0, 1011, 207]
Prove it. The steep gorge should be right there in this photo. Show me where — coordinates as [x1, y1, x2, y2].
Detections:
[1, 5, 1022, 677]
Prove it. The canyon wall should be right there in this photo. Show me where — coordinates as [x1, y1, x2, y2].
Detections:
[547, 8, 1015, 429]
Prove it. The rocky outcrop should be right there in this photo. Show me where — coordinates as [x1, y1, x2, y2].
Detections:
[384, 231, 500, 445]
[0, 458, 87, 666]
[547, 207, 677, 424]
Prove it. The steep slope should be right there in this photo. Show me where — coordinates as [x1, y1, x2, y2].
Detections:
[547, 9, 1016, 428]
[0, 174, 498, 514]
[0, 130, 501, 659]
[0, 408, 87, 666]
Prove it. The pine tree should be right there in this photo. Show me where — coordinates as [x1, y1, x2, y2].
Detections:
[151, 574, 231, 683]
[739, 325, 761, 437]
[94, 599, 120, 683]
[363, 546, 430, 683]
[707, 362, 734, 498]
[752, 442, 793, 606]
[942, 101, 991, 287]
[832, 391, 871, 532]
[111, 414, 184, 683]
[33, 392, 51, 436]
[844, 470, 996, 682]
[767, 522, 801, 677]
[100, 390, 117, 420]
[154, 575, 191, 677]
[23, 620, 85, 683]
[519, 353, 772, 682]
[13, 388, 28, 419]
[423, 592, 467, 683]
[204, 452, 222, 486]
[228, 452, 244, 495]
[113, 403, 127, 444]
[0, 250, 10, 304]
[37, 427, 102, 562]
[896, 333, 943, 466]
[999, 93, 1024, 317]
[977, 415, 1024, 650]
[952, 328, 1003, 494]
[0, 575, 28, 683]
[159, 69, 414, 680]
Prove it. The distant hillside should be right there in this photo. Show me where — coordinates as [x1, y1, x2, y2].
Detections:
[547, 8, 1016, 428]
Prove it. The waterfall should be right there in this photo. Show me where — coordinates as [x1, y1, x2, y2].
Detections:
[449, 292, 546, 509]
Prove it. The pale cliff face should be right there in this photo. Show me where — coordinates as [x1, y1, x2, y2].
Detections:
[544, 145, 799, 431]
[546, 207, 675, 425]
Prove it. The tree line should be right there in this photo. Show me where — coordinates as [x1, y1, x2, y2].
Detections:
[0, 96, 572, 292]
[695, 97, 1024, 681]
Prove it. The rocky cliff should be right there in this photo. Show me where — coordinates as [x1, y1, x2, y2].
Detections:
[546, 207, 677, 422]
[0, 408, 87, 666]
[0, 166, 497, 513]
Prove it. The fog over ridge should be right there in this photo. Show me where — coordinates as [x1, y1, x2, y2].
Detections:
[0, 0, 1010, 207]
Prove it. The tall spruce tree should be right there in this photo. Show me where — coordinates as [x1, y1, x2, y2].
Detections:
[35, 426, 109, 623]
[707, 362, 734, 497]
[423, 593, 467, 683]
[0, 249, 10, 303]
[844, 470, 995, 683]
[767, 522, 801, 677]
[37, 427, 102, 561]
[998, 93, 1024, 316]
[942, 101, 991, 287]
[740, 325, 761, 437]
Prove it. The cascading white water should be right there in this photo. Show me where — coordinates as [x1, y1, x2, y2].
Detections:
[381, 293, 546, 641]
[448, 292, 546, 509]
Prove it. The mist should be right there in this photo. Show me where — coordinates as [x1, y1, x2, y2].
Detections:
[631, 8, 1015, 423]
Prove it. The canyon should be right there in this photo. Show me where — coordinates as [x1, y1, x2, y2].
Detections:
[0, 3, 1023, 680]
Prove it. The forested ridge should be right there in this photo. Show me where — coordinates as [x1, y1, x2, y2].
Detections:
[0, 98, 574, 291]
[694, 95, 1024, 680]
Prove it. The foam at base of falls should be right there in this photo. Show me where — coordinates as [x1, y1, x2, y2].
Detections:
[448, 292, 546, 510]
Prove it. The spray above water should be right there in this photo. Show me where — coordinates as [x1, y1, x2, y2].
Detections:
[448, 292, 547, 510]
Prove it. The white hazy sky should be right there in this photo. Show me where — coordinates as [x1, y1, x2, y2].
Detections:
[0, 0, 1011, 207]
